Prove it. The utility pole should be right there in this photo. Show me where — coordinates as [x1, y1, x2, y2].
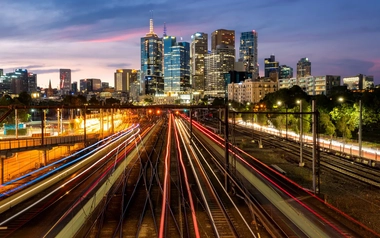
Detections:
[224, 105, 229, 191]
[190, 109, 192, 144]
[285, 106, 288, 140]
[15, 109, 18, 139]
[312, 100, 317, 194]
[359, 99, 362, 157]
[299, 100, 304, 167]
[57, 109, 60, 135]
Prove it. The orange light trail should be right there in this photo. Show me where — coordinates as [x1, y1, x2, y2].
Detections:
[159, 114, 172, 238]
[173, 118, 200, 238]
[187, 117, 358, 237]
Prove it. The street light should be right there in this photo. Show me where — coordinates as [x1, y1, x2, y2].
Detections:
[338, 97, 362, 157]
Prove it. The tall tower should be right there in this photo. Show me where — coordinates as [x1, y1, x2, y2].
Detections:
[211, 29, 235, 51]
[297, 58, 311, 78]
[163, 36, 190, 93]
[239, 31, 258, 80]
[205, 45, 235, 96]
[59, 69, 71, 95]
[190, 32, 208, 92]
[140, 15, 163, 95]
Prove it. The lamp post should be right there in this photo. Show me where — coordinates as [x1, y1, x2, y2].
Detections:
[358, 100, 362, 157]
[297, 100, 304, 167]
[57, 109, 60, 135]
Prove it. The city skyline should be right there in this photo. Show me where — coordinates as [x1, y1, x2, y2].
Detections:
[1, 0, 380, 88]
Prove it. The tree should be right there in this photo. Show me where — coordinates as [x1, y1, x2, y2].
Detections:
[105, 97, 120, 106]
[330, 105, 356, 139]
[212, 97, 225, 106]
[17, 92, 32, 106]
[88, 95, 100, 105]
[62, 95, 87, 106]
[319, 111, 336, 138]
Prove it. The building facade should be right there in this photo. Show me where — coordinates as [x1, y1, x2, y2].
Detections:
[296, 58, 311, 79]
[80, 78, 102, 93]
[343, 74, 374, 90]
[279, 65, 293, 79]
[114, 69, 138, 93]
[163, 36, 190, 94]
[59, 69, 71, 95]
[279, 75, 340, 95]
[205, 45, 235, 97]
[71, 82, 78, 94]
[211, 29, 235, 51]
[239, 31, 259, 80]
[140, 18, 163, 95]
[190, 32, 208, 92]
[101, 82, 109, 89]
[264, 55, 279, 82]
[228, 78, 277, 103]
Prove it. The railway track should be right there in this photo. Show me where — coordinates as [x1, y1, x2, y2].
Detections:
[191, 118, 379, 237]
[206, 120, 380, 188]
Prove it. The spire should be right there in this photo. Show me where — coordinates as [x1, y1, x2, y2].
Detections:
[48, 79, 52, 89]
[163, 22, 167, 37]
[146, 10, 157, 37]
[149, 10, 154, 34]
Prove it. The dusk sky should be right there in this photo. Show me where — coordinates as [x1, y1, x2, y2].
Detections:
[1, 0, 380, 88]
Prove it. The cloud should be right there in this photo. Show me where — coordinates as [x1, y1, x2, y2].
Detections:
[32, 69, 59, 74]
[107, 63, 132, 69]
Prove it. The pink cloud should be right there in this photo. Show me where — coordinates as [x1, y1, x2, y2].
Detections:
[83, 28, 151, 43]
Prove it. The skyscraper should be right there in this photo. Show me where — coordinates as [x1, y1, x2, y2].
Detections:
[114, 69, 138, 93]
[59, 69, 71, 95]
[190, 32, 208, 92]
[0, 69, 3, 76]
[27, 73, 37, 93]
[11, 69, 28, 94]
[239, 31, 259, 80]
[79, 78, 101, 93]
[205, 45, 235, 96]
[140, 17, 163, 95]
[71, 82, 78, 94]
[297, 58, 311, 78]
[163, 36, 190, 94]
[211, 29, 235, 50]
[264, 55, 279, 82]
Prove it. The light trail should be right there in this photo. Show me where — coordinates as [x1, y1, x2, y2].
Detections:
[0, 125, 139, 198]
[1, 124, 138, 189]
[173, 118, 200, 238]
[177, 118, 256, 237]
[192, 117, 380, 236]
[0, 127, 143, 223]
[48, 128, 143, 230]
[189, 118, 352, 237]
[159, 114, 172, 238]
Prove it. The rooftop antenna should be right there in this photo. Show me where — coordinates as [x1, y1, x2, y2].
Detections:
[149, 10, 154, 34]
[163, 22, 167, 37]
